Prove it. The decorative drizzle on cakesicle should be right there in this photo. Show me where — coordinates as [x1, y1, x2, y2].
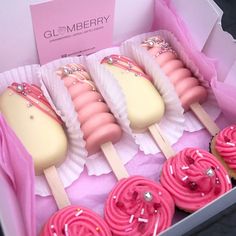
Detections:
[160, 147, 232, 212]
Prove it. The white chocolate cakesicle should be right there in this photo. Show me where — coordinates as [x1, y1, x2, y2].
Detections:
[0, 84, 68, 175]
[102, 56, 165, 132]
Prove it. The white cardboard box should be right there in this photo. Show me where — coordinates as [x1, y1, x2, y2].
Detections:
[0, 0, 236, 235]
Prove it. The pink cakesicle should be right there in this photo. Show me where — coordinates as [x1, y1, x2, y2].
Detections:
[58, 63, 175, 235]
[57, 63, 128, 180]
[142, 36, 220, 136]
[41, 206, 112, 236]
[105, 176, 174, 236]
[160, 147, 232, 212]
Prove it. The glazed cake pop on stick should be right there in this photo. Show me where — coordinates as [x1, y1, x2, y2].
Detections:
[160, 147, 232, 212]
[142, 36, 220, 136]
[57, 63, 175, 235]
[0, 82, 69, 209]
[101, 55, 175, 158]
[210, 124, 236, 179]
[57, 63, 128, 180]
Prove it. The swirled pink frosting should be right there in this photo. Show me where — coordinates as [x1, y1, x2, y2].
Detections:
[40, 205, 112, 236]
[104, 176, 175, 236]
[160, 147, 232, 212]
[215, 125, 236, 171]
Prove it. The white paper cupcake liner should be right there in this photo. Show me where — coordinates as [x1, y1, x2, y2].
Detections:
[87, 47, 185, 155]
[41, 56, 139, 176]
[122, 30, 221, 132]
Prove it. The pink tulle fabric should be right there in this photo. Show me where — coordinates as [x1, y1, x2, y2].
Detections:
[0, 115, 35, 236]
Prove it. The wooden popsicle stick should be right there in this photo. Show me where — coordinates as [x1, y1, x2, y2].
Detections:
[101, 142, 129, 180]
[190, 102, 220, 136]
[148, 124, 176, 159]
[44, 166, 70, 209]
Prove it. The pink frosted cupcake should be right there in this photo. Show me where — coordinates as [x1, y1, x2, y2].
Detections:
[160, 147, 232, 212]
[104, 176, 175, 236]
[211, 125, 236, 179]
[41, 205, 112, 236]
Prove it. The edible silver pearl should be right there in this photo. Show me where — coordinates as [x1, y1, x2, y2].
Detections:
[16, 85, 24, 92]
[107, 57, 113, 64]
[144, 192, 153, 202]
[206, 168, 215, 177]
[147, 40, 155, 47]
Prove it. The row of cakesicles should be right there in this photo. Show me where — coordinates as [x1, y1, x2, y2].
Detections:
[0, 34, 235, 236]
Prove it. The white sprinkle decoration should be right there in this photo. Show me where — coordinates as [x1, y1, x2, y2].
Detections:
[75, 209, 83, 217]
[182, 176, 188, 181]
[141, 208, 145, 215]
[129, 214, 134, 223]
[169, 165, 173, 175]
[216, 166, 220, 170]
[64, 224, 69, 236]
[125, 227, 133, 232]
[196, 150, 203, 157]
[226, 175, 231, 184]
[153, 217, 159, 236]
[50, 225, 55, 229]
[230, 126, 234, 130]
[181, 166, 189, 170]
[138, 218, 148, 223]
[226, 142, 235, 147]
[201, 193, 205, 197]
[53, 233, 57, 236]
[158, 191, 162, 196]
[113, 196, 117, 200]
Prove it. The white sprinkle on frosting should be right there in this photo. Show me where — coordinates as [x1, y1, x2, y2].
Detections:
[129, 214, 134, 223]
[196, 150, 203, 157]
[226, 142, 235, 147]
[182, 176, 188, 181]
[64, 224, 69, 236]
[75, 209, 83, 217]
[125, 227, 133, 232]
[226, 175, 231, 184]
[181, 166, 189, 170]
[153, 217, 159, 236]
[169, 165, 173, 175]
[141, 208, 145, 215]
[138, 218, 148, 223]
